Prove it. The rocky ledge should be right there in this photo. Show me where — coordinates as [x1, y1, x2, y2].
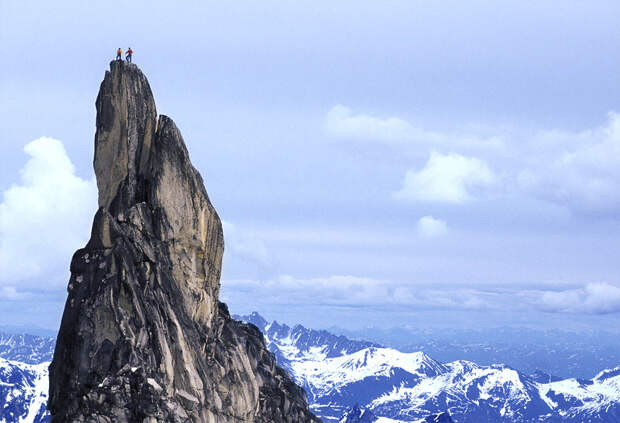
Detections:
[48, 60, 320, 423]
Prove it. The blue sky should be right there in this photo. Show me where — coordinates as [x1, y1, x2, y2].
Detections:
[1, 0, 620, 332]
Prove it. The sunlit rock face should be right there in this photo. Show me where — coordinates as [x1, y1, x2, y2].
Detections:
[48, 61, 320, 423]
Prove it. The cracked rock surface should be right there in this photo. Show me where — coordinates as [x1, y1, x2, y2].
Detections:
[48, 61, 320, 423]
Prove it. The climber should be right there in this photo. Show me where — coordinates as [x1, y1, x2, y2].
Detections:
[116, 48, 122, 61]
[126, 47, 133, 63]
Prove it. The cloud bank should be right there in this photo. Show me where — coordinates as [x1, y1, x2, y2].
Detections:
[534, 283, 620, 315]
[325, 105, 504, 150]
[222, 274, 620, 317]
[329, 106, 620, 215]
[519, 112, 620, 214]
[222, 275, 491, 310]
[0, 138, 97, 291]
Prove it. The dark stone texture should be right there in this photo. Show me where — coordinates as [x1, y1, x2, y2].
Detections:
[48, 61, 320, 423]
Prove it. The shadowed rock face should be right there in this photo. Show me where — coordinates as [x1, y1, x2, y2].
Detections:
[49, 61, 320, 423]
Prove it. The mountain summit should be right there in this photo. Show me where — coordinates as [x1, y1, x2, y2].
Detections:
[48, 61, 319, 423]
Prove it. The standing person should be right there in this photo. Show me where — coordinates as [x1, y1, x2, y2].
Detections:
[126, 47, 133, 63]
[116, 48, 122, 61]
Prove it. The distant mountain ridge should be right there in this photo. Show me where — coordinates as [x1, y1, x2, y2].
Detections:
[0, 332, 52, 422]
[236, 313, 620, 423]
[1, 314, 619, 423]
[339, 405, 454, 423]
[0, 331, 55, 364]
[331, 325, 620, 380]
[240, 312, 379, 372]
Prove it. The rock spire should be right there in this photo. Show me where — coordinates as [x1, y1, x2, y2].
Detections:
[49, 60, 320, 423]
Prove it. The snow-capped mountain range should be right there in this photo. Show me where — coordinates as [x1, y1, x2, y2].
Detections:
[332, 326, 620, 381]
[339, 404, 454, 423]
[0, 333, 54, 366]
[0, 358, 48, 423]
[237, 312, 620, 423]
[0, 334, 50, 423]
[1, 318, 619, 423]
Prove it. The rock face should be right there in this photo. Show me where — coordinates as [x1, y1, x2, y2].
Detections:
[48, 61, 320, 423]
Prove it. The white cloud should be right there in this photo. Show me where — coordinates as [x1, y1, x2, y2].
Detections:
[325, 105, 504, 150]
[222, 221, 275, 269]
[0, 286, 21, 299]
[222, 274, 494, 311]
[0, 138, 97, 287]
[329, 105, 620, 214]
[519, 112, 620, 214]
[223, 275, 382, 307]
[222, 274, 620, 317]
[417, 216, 448, 238]
[535, 282, 620, 314]
[326, 105, 414, 143]
[394, 151, 496, 203]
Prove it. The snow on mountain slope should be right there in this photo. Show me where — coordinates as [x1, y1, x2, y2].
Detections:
[0, 314, 617, 423]
[360, 351, 619, 423]
[237, 313, 620, 423]
[374, 418, 447, 423]
[240, 312, 378, 359]
[0, 357, 49, 423]
[370, 360, 548, 422]
[339, 404, 455, 423]
[293, 348, 446, 396]
[538, 366, 620, 418]
[0, 333, 54, 365]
